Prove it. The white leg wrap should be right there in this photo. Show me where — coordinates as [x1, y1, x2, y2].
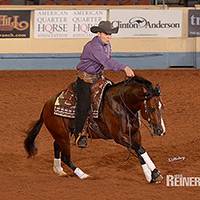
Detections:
[141, 152, 156, 171]
[74, 168, 89, 179]
[53, 158, 66, 176]
[142, 164, 152, 182]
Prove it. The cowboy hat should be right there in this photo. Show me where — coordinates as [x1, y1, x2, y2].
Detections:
[90, 21, 119, 34]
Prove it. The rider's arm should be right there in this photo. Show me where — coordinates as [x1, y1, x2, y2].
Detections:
[91, 43, 126, 72]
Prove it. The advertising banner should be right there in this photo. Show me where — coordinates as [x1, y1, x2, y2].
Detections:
[0, 10, 30, 38]
[34, 10, 107, 39]
[188, 10, 200, 37]
[109, 10, 182, 38]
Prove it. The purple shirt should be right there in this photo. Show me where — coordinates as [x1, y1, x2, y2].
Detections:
[76, 36, 126, 75]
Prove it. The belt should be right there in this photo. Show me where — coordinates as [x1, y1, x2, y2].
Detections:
[77, 71, 103, 83]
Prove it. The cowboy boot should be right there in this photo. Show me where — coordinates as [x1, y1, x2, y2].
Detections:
[75, 117, 89, 148]
[76, 133, 87, 148]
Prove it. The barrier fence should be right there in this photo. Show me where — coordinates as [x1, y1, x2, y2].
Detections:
[0, 5, 200, 69]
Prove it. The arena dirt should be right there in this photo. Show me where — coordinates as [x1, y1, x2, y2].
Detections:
[0, 70, 199, 200]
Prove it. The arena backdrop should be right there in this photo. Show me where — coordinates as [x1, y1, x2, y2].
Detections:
[0, 5, 200, 69]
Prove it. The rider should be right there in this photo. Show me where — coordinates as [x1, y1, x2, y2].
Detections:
[74, 20, 135, 148]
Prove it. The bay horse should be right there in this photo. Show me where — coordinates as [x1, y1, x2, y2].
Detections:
[24, 75, 166, 183]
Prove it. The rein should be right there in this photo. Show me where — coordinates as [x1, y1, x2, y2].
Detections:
[119, 75, 155, 160]
[119, 76, 154, 137]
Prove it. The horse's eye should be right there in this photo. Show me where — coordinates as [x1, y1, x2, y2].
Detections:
[148, 107, 155, 112]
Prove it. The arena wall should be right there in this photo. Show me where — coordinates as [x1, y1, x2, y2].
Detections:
[0, 5, 200, 70]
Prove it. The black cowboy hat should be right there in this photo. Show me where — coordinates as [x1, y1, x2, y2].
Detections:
[90, 21, 119, 34]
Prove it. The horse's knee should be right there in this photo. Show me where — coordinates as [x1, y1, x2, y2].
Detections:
[133, 144, 146, 164]
[139, 156, 145, 165]
[137, 146, 146, 155]
[132, 143, 146, 155]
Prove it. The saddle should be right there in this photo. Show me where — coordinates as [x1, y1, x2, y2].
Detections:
[54, 78, 112, 119]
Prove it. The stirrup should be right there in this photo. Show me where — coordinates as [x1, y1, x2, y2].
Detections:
[75, 133, 87, 148]
[75, 133, 82, 147]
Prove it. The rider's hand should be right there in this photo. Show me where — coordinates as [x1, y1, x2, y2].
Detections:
[125, 66, 135, 77]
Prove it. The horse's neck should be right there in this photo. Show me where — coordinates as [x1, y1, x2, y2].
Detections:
[106, 83, 145, 113]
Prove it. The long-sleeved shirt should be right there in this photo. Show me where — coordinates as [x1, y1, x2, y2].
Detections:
[76, 36, 126, 75]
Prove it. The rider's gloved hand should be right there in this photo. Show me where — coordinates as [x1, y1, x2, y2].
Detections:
[125, 66, 135, 77]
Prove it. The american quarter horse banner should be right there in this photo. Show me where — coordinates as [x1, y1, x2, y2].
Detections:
[34, 10, 107, 39]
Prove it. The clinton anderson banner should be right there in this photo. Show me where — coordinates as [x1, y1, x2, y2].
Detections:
[0, 10, 30, 38]
[109, 10, 182, 38]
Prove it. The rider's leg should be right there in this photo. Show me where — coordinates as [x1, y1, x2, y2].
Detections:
[73, 77, 91, 148]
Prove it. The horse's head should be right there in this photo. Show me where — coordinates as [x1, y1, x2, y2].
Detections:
[140, 84, 166, 136]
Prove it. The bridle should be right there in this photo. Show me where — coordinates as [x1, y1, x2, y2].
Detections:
[119, 77, 158, 137]
[143, 99, 152, 125]
[119, 76, 162, 159]
[143, 97, 158, 129]
[120, 76, 164, 161]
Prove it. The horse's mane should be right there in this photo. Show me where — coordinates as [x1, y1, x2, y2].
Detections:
[114, 75, 161, 98]
[129, 76, 154, 91]
[114, 75, 153, 89]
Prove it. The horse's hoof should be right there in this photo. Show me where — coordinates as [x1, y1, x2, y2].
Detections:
[74, 167, 89, 179]
[80, 174, 89, 179]
[53, 166, 67, 176]
[150, 169, 163, 183]
[58, 170, 67, 177]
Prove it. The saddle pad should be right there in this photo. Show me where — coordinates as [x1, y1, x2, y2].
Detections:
[54, 79, 112, 119]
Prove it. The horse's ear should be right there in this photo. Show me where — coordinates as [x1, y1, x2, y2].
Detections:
[155, 84, 161, 96]
[142, 88, 150, 99]
[144, 91, 152, 100]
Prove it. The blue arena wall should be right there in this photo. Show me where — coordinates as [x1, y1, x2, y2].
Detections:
[0, 52, 198, 70]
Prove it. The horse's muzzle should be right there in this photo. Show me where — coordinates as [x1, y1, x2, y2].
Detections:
[153, 124, 166, 136]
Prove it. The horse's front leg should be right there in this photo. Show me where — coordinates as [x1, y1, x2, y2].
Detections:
[133, 142, 163, 183]
[122, 134, 163, 183]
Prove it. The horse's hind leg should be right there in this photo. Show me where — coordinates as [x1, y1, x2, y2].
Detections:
[53, 141, 67, 176]
[53, 139, 89, 179]
[44, 96, 89, 179]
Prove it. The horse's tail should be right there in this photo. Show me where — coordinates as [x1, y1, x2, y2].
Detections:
[24, 109, 44, 158]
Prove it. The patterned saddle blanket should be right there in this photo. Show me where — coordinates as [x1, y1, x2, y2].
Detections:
[54, 78, 112, 119]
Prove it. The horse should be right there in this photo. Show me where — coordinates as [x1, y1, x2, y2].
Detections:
[24, 75, 166, 183]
